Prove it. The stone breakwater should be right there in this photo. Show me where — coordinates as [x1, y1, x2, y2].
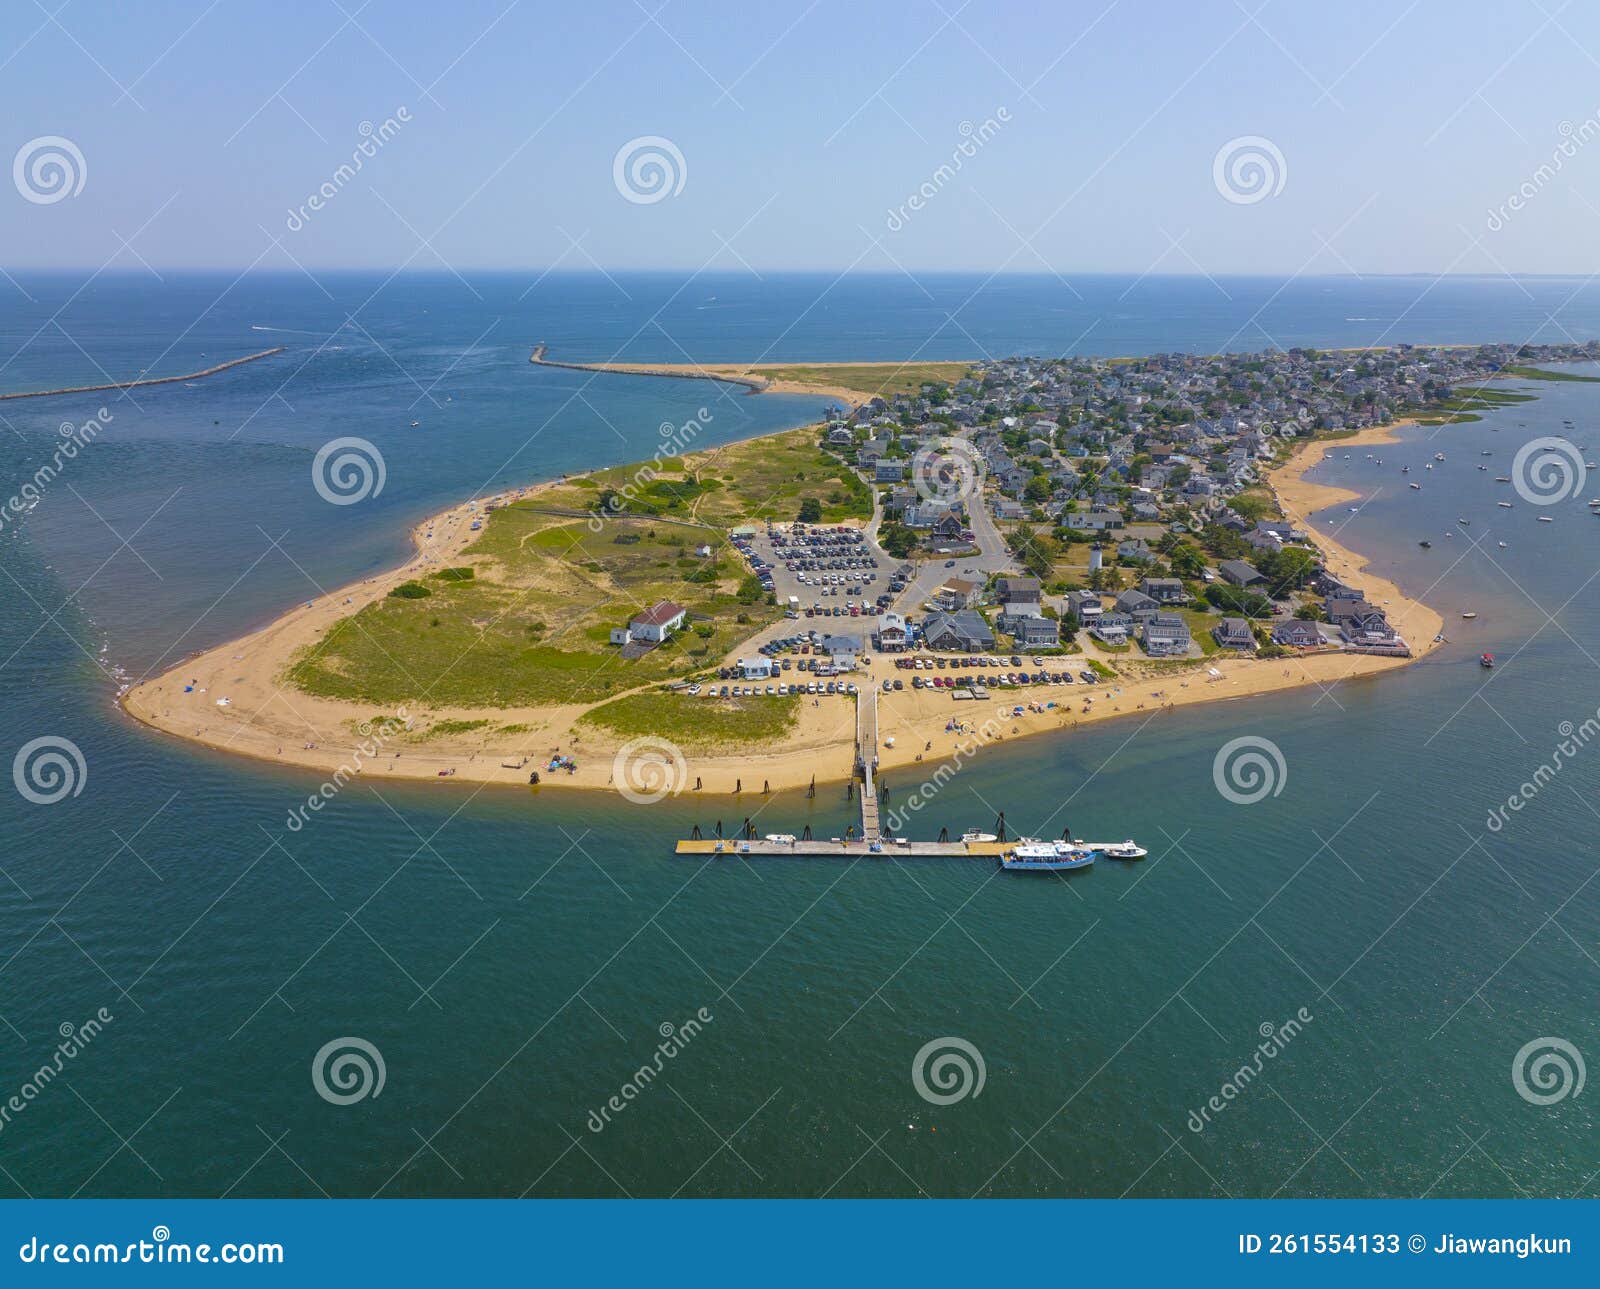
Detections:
[0, 347, 286, 401]
[528, 344, 770, 393]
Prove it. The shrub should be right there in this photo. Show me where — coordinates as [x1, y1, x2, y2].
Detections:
[388, 581, 432, 599]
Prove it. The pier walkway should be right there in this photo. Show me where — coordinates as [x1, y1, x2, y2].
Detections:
[857, 686, 880, 840]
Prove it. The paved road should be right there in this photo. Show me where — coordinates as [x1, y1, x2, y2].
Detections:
[891, 432, 1017, 615]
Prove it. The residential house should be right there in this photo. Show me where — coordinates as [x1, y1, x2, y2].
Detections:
[1142, 613, 1192, 657]
[932, 578, 980, 611]
[996, 577, 1042, 617]
[1140, 577, 1187, 605]
[1064, 509, 1125, 531]
[920, 610, 996, 652]
[1090, 611, 1133, 645]
[1219, 559, 1265, 587]
[1006, 614, 1060, 647]
[1065, 590, 1103, 624]
[628, 600, 686, 643]
[1212, 617, 1256, 651]
[1271, 619, 1324, 649]
[1116, 589, 1160, 622]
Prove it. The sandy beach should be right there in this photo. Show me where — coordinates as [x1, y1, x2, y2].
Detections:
[120, 417, 1444, 802]
[529, 351, 958, 405]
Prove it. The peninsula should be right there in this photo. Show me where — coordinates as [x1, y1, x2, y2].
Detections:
[121, 340, 1598, 798]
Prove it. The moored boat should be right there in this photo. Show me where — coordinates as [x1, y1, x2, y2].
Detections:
[1480, 653, 1495, 668]
[1080, 839, 1148, 860]
[1000, 840, 1098, 871]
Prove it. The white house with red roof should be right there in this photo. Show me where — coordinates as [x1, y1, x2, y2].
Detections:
[628, 600, 687, 643]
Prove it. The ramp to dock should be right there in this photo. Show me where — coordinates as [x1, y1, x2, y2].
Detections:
[857, 687, 880, 840]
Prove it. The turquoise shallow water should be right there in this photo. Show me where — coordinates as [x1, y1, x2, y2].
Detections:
[0, 272, 1596, 1197]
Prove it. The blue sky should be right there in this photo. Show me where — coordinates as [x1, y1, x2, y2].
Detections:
[5, 0, 1600, 275]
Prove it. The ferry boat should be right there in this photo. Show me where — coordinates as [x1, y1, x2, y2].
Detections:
[1000, 840, 1098, 872]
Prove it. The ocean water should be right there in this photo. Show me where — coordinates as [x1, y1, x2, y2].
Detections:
[0, 272, 1595, 1198]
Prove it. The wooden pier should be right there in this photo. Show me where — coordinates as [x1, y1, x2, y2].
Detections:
[673, 684, 1017, 858]
[675, 837, 1010, 858]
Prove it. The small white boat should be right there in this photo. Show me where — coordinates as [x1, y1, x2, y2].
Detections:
[1498, 541, 1509, 548]
[961, 830, 998, 844]
[1497, 501, 1513, 508]
[1081, 839, 1147, 860]
[1462, 612, 1478, 619]
[1435, 453, 1446, 461]
[763, 834, 797, 845]
[1538, 516, 1555, 523]
[1457, 517, 1470, 525]
[1409, 483, 1421, 490]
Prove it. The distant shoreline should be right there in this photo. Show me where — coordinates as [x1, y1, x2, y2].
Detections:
[0, 347, 286, 402]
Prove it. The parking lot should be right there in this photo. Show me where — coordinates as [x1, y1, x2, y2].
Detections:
[732, 521, 906, 623]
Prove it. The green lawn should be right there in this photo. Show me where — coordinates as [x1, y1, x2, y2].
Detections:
[577, 689, 803, 753]
[286, 509, 779, 708]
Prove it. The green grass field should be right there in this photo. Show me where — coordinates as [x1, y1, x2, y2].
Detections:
[1498, 365, 1600, 382]
[576, 689, 803, 753]
[285, 425, 871, 710]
